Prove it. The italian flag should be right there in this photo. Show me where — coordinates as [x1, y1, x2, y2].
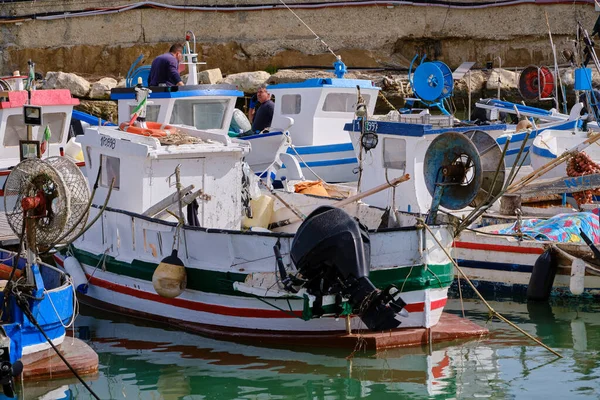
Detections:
[41, 125, 51, 155]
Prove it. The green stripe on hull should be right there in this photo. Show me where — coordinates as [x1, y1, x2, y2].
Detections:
[68, 248, 452, 296]
[370, 263, 454, 292]
[70, 248, 247, 297]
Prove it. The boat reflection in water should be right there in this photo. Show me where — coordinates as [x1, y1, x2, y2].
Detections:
[50, 297, 599, 399]
[71, 305, 455, 399]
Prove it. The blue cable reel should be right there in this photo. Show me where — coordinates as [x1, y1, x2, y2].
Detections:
[408, 55, 454, 115]
[126, 54, 151, 88]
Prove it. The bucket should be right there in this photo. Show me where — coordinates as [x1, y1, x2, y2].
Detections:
[294, 181, 329, 197]
[574, 68, 593, 91]
[242, 195, 275, 229]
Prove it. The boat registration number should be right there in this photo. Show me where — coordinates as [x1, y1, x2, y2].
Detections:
[100, 135, 116, 149]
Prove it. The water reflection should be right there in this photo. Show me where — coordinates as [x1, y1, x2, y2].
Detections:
[17, 298, 600, 399]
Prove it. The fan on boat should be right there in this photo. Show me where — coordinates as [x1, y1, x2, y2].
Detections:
[3, 157, 90, 249]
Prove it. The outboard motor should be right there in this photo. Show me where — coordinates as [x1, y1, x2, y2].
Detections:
[289, 206, 407, 331]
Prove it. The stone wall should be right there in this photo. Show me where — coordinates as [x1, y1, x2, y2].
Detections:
[0, 1, 597, 77]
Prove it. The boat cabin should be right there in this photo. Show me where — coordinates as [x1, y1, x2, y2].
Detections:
[110, 84, 243, 137]
[344, 120, 507, 214]
[267, 78, 379, 146]
[0, 89, 79, 170]
[78, 124, 250, 230]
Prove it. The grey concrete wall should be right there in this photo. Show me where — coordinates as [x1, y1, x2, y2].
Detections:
[0, 2, 596, 77]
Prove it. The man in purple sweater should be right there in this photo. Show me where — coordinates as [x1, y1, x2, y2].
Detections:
[148, 44, 185, 87]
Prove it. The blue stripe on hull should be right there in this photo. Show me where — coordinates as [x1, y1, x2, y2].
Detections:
[456, 259, 533, 273]
[287, 142, 355, 155]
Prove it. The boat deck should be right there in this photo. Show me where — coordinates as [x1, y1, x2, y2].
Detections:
[0, 211, 18, 246]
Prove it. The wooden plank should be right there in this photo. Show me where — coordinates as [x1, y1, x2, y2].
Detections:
[0, 212, 18, 246]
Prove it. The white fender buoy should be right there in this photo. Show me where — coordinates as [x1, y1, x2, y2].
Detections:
[63, 256, 88, 294]
[569, 258, 586, 296]
[152, 249, 187, 298]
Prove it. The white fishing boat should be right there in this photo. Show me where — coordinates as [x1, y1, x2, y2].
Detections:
[52, 109, 465, 347]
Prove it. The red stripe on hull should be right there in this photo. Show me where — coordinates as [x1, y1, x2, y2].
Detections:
[453, 241, 544, 255]
[53, 255, 446, 319]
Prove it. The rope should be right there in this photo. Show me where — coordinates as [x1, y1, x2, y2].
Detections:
[278, 0, 337, 58]
[378, 91, 398, 112]
[288, 145, 327, 182]
[420, 220, 563, 358]
[43, 275, 79, 329]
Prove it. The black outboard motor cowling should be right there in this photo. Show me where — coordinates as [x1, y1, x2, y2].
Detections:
[290, 206, 407, 331]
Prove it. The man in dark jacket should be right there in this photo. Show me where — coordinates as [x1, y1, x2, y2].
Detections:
[148, 43, 185, 87]
[251, 85, 274, 132]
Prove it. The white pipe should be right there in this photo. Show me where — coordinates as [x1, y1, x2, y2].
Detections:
[32, 0, 579, 22]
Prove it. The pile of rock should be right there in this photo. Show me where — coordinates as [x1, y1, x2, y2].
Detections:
[36, 66, 600, 122]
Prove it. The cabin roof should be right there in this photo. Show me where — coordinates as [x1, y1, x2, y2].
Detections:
[0, 89, 79, 109]
[111, 84, 243, 100]
[344, 120, 508, 137]
[268, 78, 380, 91]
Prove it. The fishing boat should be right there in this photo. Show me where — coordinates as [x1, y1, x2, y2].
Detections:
[48, 89, 493, 348]
[0, 64, 84, 210]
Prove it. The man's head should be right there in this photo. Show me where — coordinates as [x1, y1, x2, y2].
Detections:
[256, 85, 270, 104]
[169, 43, 184, 63]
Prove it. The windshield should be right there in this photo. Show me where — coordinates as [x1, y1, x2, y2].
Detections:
[170, 99, 229, 130]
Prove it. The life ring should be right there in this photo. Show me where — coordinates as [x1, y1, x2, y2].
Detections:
[119, 122, 176, 137]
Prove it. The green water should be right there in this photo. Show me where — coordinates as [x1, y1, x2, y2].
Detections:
[20, 298, 600, 399]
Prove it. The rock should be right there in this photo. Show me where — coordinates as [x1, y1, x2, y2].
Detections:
[43, 71, 90, 97]
[221, 71, 270, 92]
[198, 68, 222, 84]
[454, 70, 489, 93]
[486, 68, 518, 91]
[89, 77, 118, 99]
[116, 78, 126, 88]
[268, 69, 334, 85]
[76, 100, 117, 124]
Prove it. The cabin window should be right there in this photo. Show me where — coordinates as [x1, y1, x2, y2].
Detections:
[322, 93, 371, 113]
[4, 114, 30, 146]
[43, 112, 66, 143]
[281, 94, 301, 115]
[382, 138, 406, 170]
[128, 105, 160, 122]
[170, 99, 228, 130]
[100, 154, 120, 190]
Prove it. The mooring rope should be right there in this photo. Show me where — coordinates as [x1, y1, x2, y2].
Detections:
[419, 220, 563, 358]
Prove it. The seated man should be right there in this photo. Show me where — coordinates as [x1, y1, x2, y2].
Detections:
[250, 85, 274, 133]
[148, 43, 185, 87]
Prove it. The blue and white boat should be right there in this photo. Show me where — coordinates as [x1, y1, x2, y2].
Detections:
[241, 75, 380, 183]
[0, 249, 75, 362]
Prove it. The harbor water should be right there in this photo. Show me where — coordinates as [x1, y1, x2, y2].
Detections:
[16, 296, 600, 399]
